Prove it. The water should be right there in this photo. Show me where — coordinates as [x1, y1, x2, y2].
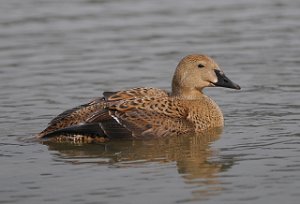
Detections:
[0, 0, 299, 203]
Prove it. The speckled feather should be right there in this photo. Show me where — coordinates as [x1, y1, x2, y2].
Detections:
[93, 96, 192, 138]
[37, 54, 240, 140]
[104, 87, 168, 101]
[37, 88, 169, 138]
[37, 97, 105, 138]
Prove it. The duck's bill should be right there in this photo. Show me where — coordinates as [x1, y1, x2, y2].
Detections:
[213, 70, 241, 90]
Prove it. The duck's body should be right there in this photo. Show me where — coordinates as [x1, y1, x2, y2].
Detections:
[37, 54, 240, 141]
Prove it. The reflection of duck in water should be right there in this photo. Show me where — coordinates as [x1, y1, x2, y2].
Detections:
[44, 128, 233, 199]
[37, 54, 240, 141]
[44, 127, 223, 162]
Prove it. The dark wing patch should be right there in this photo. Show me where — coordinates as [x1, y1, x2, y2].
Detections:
[86, 109, 133, 138]
[99, 118, 133, 139]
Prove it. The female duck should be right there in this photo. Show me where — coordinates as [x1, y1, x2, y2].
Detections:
[37, 54, 240, 140]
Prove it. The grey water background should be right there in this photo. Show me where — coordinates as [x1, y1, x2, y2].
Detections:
[1, 0, 300, 203]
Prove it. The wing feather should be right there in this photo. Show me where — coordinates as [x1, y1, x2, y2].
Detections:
[37, 97, 105, 138]
[107, 97, 192, 138]
[38, 87, 171, 139]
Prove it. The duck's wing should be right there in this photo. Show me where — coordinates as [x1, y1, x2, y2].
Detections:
[37, 97, 105, 138]
[38, 87, 169, 139]
[88, 97, 193, 138]
[48, 98, 103, 125]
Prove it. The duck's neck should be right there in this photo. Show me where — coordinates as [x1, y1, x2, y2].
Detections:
[171, 86, 204, 100]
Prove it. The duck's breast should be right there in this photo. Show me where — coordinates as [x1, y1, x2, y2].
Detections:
[186, 97, 224, 131]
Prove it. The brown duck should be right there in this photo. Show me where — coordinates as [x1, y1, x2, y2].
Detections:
[37, 54, 240, 141]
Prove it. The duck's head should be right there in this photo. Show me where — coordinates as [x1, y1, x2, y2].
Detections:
[172, 54, 240, 98]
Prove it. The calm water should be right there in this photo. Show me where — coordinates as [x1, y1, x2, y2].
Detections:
[0, 0, 299, 203]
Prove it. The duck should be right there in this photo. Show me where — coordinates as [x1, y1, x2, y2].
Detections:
[37, 54, 240, 141]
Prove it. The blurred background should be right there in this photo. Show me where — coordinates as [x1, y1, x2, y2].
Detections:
[0, 0, 299, 203]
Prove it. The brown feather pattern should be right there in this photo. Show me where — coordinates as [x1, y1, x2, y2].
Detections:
[37, 54, 240, 141]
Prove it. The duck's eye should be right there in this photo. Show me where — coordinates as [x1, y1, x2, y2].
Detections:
[198, 64, 205, 68]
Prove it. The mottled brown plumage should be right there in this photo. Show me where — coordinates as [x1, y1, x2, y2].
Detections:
[37, 54, 240, 141]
